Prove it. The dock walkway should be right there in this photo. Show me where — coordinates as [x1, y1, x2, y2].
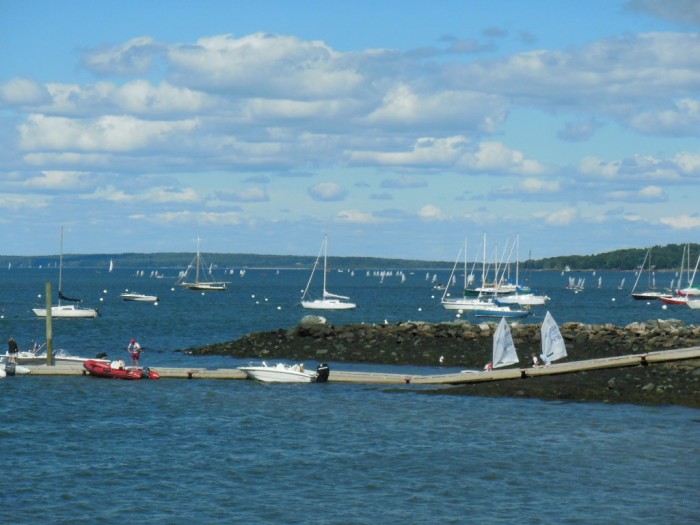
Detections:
[22, 346, 700, 385]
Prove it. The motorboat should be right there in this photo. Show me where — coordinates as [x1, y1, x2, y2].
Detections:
[0, 347, 109, 366]
[2, 363, 31, 376]
[120, 292, 159, 303]
[83, 359, 160, 380]
[238, 362, 330, 383]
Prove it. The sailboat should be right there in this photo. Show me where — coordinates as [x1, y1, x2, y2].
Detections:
[491, 317, 519, 369]
[630, 248, 671, 300]
[540, 311, 567, 364]
[301, 235, 356, 310]
[32, 227, 99, 318]
[176, 238, 228, 291]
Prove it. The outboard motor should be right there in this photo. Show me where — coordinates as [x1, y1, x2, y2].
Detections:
[315, 363, 330, 383]
[141, 367, 151, 379]
[5, 363, 15, 377]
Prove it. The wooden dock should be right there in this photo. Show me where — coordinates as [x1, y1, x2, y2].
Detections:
[20, 346, 700, 385]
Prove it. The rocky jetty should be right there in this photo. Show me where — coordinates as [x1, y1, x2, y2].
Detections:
[184, 316, 700, 407]
[186, 316, 700, 368]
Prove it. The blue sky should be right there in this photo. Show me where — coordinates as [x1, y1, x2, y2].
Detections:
[1, 0, 699, 260]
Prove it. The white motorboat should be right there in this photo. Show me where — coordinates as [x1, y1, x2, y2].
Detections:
[0, 347, 109, 366]
[2, 364, 31, 376]
[120, 292, 159, 303]
[238, 362, 330, 383]
[301, 235, 356, 310]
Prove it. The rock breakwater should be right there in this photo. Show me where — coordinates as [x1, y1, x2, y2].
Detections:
[186, 316, 700, 368]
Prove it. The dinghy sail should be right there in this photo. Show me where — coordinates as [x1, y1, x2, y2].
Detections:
[492, 317, 519, 368]
[540, 311, 567, 364]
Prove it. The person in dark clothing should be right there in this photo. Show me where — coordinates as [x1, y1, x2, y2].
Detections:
[8, 337, 19, 364]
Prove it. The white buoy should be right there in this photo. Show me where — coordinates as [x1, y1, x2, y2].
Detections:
[612, 298, 616, 302]
[418, 307, 422, 311]
[662, 304, 667, 310]
[277, 306, 281, 310]
[99, 297, 104, 302]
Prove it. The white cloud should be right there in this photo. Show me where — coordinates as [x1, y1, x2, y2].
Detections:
[168, 33, 363, 98]
[19, 114, 199, 152]
[22, 171, 94, 191]
[659, 214, 700, 229]
[82, 36, 162, 76]
[336, 209, 378, 223]
[0, 78, 50, 106]
[418, 204, 446, 220]
[308, 182, 347, 201]
[536, 207, 578, 226]
[380, 176, 428, 189]
[89, 185, 200, 204]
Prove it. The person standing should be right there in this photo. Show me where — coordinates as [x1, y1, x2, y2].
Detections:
[8, 336, 19, 364]
[127, 338, 142, 367]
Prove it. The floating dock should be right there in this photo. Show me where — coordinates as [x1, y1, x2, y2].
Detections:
[20, 346, 700, 385]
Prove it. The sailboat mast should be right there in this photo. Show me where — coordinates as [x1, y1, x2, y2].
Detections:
[195, 237, 201, 284]
[322, 234, 328, 295]
[58, 225, 64, 305]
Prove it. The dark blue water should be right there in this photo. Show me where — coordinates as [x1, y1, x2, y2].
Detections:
[1, 267, 698, 523]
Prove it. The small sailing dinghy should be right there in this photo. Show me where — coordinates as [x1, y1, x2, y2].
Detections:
[540, 311, 567, 364]
[491, 317, 519, 369]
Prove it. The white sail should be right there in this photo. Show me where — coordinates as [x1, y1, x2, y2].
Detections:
[541, 311, 567, 364]
[492, 317, 519, 368]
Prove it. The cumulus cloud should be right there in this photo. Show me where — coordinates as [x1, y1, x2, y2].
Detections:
[336, 209, 378, 223]
[0, 78, 51, 106]
[308, 182, 348, 201]
[19, 114, 199, 152]
[21, 171, 94, 191]
[418, 204, 446, 220]
[659, 214, 700, 229]
[82, 36, 163, 76]
[350, 137, 545, 175]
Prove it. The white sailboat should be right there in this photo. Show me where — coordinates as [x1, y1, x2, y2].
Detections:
[540, 311, 567, 364]
[630, 248, 671, 300]
[176, 238, 228, 291]
[492, 317, 519, 368]
[301, 235, 356, 310]
[32, 227, 99, 318]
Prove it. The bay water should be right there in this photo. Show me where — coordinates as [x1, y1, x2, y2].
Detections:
[0, 266, 698, 523]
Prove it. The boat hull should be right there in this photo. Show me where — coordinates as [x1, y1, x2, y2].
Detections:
[301, 300, 356, 310]
[238, 363, 323, 383]
[83, 359, 160, 380]
[33, 305, 99, 318]
[120, 293, 159, 302]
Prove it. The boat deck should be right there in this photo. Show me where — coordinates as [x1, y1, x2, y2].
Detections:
[21, 346, 700, 385]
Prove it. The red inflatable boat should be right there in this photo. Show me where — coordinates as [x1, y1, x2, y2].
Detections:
[83, 359, 160, 380]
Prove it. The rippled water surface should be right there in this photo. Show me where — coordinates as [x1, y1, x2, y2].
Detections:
[1, 267, 698, 523]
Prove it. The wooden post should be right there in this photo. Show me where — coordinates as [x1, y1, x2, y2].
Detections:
[45, 282, 54, 366]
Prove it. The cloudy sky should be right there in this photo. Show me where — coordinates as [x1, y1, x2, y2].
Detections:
[1, 0, 699, 261]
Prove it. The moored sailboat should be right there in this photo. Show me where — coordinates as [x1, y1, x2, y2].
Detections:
[301, 235, 356, 310]
[32, 226, 99, 319]
[176, 238, 228, 291]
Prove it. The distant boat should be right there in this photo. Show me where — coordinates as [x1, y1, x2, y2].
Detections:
[120, 292, 159, 303]
[630, 248, 671, 300]
[492, 318, 519, 369]
[33, 226, 99, 319]
[176, 238, 228, 291]
[301, 235, 356, 310]
[109, 259, 114, 272]
[540, 311, 567, 364]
